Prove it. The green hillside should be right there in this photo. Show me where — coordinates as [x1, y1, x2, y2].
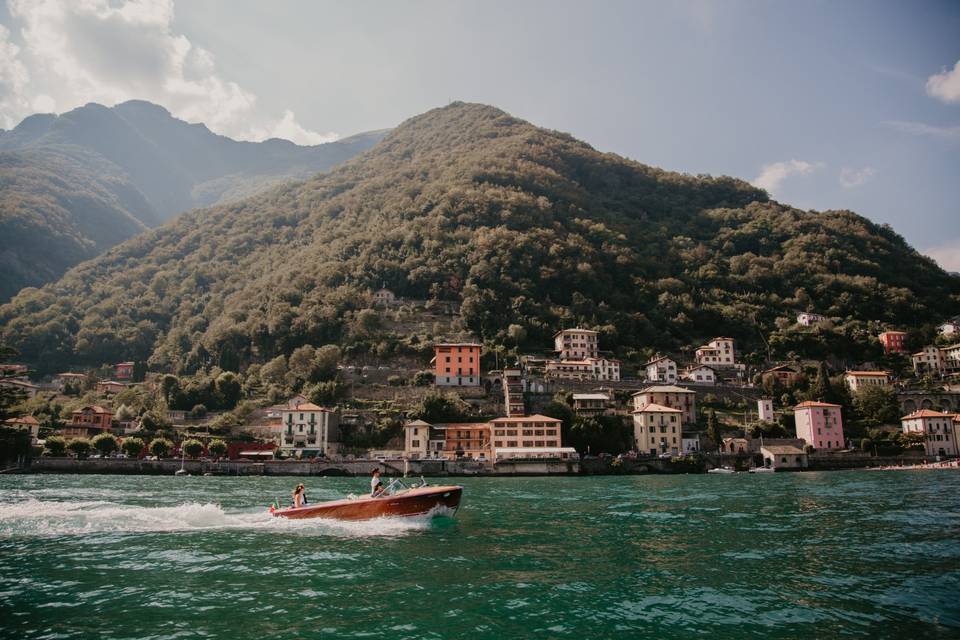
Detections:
[1, 102, 957, 372]
[0, 101, 384, 300]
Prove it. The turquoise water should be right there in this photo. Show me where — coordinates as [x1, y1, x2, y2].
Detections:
[0, 472, 958, 639]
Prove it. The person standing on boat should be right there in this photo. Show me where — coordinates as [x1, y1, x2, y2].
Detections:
[370, 469, 384, 497]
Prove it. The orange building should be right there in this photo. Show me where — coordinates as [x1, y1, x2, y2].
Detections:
[442, 423, 492, 459]
[432, 343, 482, 386]
[878, 331, 907, 354]
[62, 406, 113, 439]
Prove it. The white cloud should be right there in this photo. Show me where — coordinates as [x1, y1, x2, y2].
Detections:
[884, 120, 960, 139]
[0, 24, 31, 129]
[839, 166, 877, 189]
[753, 159, 824, 195]
[924, 240, 960, 273]
[926, 60, 960, 104]
[1, 0, 337, 144]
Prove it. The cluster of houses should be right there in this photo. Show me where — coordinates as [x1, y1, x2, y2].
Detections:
[4, 313, 960, 465]
[643, 337, 744, 387]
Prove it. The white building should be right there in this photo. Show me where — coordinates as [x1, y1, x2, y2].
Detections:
[372, 287, 397, 306]
[796, 312, 827, 327]
[912, 346, 945, 376]
[843, 370, 890, 393]
[553, 328, 599, 360]
[403, 419, 442, 458]
[901, 410, 957, 457]
[938, 321, 960, 337]
[644, 355, 677, 383]
[758, 398, 774, 422]
[277, 403, 339, 458]
[943, 343, 960, 372]
[760, 445, 808, 471]
[695, 337, 736, 367]
[544, 357, 620, 382]
[681, 365, 716, 385]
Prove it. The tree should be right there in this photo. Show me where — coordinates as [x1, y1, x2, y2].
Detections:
[121, 436, 145, 458]
[853, 385, 901, 427]
[207, 439, 228, 459]
[312, 345, 341, 382]
[190, 404, 208, 418]
[66, 438, 91, 458]
[412, 370, 433, 386]
[91, 432, 119, 457]
[159, 374, 180, 405]
[215, 372, 242, 410]
[306, 381, 343, 405]
[706, 409, 721, 451]
[139, 410, 170, 431]
[44, 435, 66, 456]
[260, 355, 287, 386]
[149, 437, 173, 458]
[0, 345, 27, 421]
[808, 361, 841, 404]
[182, 438, 204, 458]
[414, 391, 472, 423]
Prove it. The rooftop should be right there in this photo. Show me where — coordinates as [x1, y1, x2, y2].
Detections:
[490, 414, 561, 423]
[632, 403, 683, 414]
[572, 393, 611, 401]
[795, 401, 842, 409]
[289, 402, 331, 412]
[633, 385, 695, 395]
[762, 445, 806, 455]
[845, 371, 889, 377]
[901, 409, 953, 420]
[553, 328, 598, 337]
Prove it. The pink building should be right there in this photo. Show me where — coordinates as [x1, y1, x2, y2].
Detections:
[794, 401, 845, 450]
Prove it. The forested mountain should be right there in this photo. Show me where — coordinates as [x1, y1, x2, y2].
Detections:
[1, 102, 957, 373]
[0, 101, 385, 299]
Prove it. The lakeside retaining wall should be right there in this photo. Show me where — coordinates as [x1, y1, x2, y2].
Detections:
[22, 453, 938, 477]
[25, 457, 579, 477]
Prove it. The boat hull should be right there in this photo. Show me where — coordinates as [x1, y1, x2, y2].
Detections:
[271, 485, 463, 521]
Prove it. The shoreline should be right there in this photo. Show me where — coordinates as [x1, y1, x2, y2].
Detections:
[6, 453, 942, 477]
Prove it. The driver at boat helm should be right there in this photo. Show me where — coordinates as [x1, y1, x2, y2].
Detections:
[371, 469, 384, 497]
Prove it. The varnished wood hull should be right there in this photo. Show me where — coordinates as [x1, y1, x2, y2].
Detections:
[271, 485, 463, 521]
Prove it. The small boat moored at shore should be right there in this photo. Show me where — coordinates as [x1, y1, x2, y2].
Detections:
[708, 466, 737, 474]
[270, 478, 462, 521]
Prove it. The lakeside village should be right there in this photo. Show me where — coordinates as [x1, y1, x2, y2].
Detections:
[3, 291, 960, 475]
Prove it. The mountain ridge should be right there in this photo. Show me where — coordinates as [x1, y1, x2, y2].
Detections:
[1, 101, 956, 373]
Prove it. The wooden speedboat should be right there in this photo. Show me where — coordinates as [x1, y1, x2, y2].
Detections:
[270, 482, 462, 521]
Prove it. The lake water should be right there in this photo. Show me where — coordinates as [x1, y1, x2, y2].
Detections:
[0, 471, 958, 639]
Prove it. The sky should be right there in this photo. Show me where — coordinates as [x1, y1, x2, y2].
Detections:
[0, 0, 958, 270]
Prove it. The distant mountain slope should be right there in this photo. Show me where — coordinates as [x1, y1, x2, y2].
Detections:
[0, 101, 385, 300]
[1, 102, 957, 372]
[0, 146, 159, 301]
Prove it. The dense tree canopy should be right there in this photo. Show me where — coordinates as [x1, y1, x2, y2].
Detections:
[1, 102, 957, 373]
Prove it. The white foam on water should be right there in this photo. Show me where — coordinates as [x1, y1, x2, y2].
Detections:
[0, 498, 440, 539]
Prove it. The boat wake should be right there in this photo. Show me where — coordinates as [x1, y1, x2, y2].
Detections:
[0, 498, 439, 539]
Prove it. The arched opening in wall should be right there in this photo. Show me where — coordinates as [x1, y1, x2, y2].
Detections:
[902, 399, 917, 413]
[921, 399, 934, 410]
